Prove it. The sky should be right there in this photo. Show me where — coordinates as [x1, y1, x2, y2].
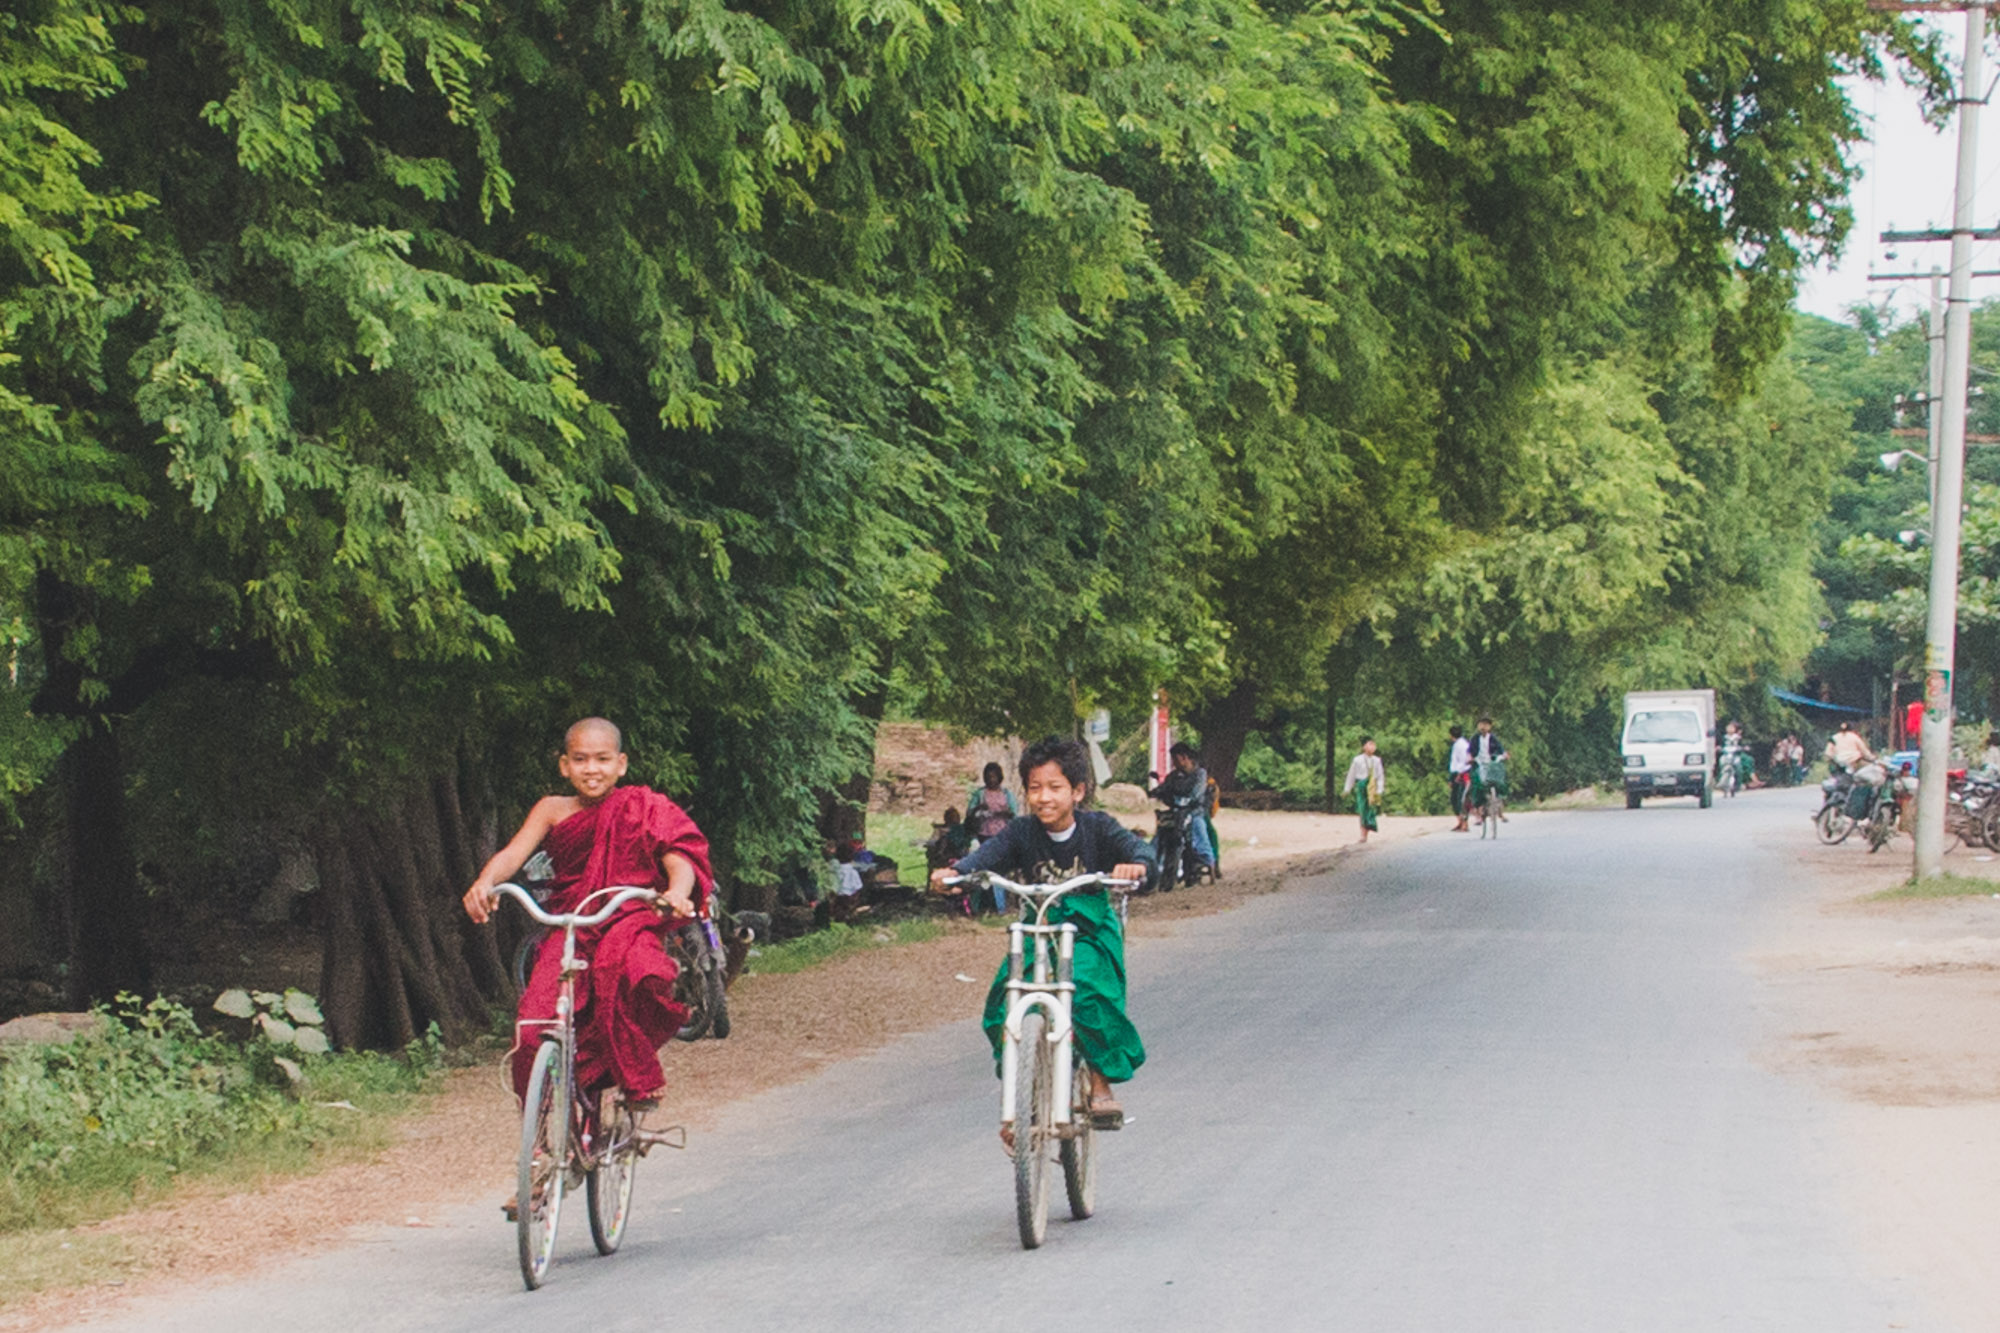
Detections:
[1794, 17, 2000, 326]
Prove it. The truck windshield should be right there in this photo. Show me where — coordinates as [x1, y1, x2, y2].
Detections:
[1626, 711, 1701, 745]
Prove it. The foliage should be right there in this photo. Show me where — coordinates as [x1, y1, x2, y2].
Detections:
[1799, 303, 2000, 725]
[0, 994, 438, 1232]
[0, 0, 1950, 1034]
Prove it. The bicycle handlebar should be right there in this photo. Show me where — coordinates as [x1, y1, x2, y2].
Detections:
[940, 871, 1138, 896]
[492, 882, 664, 930]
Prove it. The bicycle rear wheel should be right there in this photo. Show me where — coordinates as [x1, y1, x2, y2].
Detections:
[518, 1040, 569, 1290]
[1013, 1010, 1052, 1249]
[587, 1091, 639, 1255]
[1060, 1057, 1095, 1221]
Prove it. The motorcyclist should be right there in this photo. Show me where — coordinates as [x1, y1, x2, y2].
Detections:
[1148, 742, 1217, 876]
[1719, 721, 1753, 789]
[1824, 721, 1874, 776]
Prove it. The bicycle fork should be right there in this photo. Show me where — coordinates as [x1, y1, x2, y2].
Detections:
[1000, 921, 1077, 1132]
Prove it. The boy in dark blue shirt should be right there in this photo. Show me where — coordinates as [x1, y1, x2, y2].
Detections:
[934, 736, 1155, 1128]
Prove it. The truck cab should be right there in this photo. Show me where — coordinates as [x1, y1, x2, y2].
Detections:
[1622, 690, 1716, 809]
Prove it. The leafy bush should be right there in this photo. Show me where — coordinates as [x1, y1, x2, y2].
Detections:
[0, 994, 437, 1232]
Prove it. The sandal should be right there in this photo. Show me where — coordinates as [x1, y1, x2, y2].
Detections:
[1086, 1092, 1125, 1131]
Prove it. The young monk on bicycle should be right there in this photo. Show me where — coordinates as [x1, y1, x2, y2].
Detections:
[462, 718, 713, 1120]
[930, 736, 1154, 1133]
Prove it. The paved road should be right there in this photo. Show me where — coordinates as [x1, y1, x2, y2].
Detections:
[72, 790, 1933, 1332]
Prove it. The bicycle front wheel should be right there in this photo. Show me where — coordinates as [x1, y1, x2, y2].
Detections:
[1815, 803, 1853, 846]
[518, 1040, 570, 1290]
[1060, 1057, 1096, 1221]
[1013, 1010, 1053, 1249]
[587, 1090, 639, 1255]
[1482, 793, 1501, 839]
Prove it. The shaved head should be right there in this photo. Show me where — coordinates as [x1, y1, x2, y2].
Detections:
[565, 717, 622, 754]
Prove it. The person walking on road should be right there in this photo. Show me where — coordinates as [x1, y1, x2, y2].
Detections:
[1342, 738, 1386, 844]
[1448, 723, 1472, 832]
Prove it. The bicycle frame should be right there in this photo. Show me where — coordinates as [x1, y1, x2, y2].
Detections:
[497, 881, 664, 1057]
[945, 871, 1134, 1133]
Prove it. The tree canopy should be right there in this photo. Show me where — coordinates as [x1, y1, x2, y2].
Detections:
[0, 0, 1944, 1036]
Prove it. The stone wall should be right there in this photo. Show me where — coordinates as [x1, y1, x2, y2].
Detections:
[869, 723, 1022, 818]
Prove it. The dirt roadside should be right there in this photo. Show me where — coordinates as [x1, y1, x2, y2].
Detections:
[5, 806, 1431, 1331]
[1750, 832, 2000, 1331]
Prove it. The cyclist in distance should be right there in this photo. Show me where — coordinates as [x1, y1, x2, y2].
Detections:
[1467, 714, 1510, 816]
[931, 736, 1154, 1135]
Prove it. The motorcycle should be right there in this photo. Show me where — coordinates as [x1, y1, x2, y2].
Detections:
[1716, 739, 1750, 798]
[1150, 799, 1212, 892]
[1814, 769, 1859, 844]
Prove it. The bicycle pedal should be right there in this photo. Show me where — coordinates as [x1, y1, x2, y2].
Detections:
[636, 1124, 687, 1154]
[1089, 1109, 1125, 1131]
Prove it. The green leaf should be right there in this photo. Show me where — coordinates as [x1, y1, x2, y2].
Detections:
[292, 1026, 331, 1055]
[283, 990, 324, 1025]
[213, 989, 255, 1019]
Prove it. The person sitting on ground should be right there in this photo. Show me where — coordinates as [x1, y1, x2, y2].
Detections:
[931, 736, 1154, 1138]
[462, 718, 712, 1214]
[926, 806, 975, 869]
[1148, 741, 1217, 873]
[1824, 721, 1873, 775]
[965, 762, 1017, 844]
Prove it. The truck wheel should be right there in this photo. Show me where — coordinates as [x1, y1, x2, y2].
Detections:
[1626, 793, 1642, 810]
[1698, 780, 1712, 809]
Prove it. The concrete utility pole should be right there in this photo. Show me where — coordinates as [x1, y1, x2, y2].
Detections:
[1913, 2, 1988, 878]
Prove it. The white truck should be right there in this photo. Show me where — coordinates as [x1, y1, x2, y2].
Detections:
[1621, 689, 1716, 809]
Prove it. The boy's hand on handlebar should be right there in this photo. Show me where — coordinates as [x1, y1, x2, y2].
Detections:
[463, 882, 499, 925]
[1112, 863, 1148, 885]
[656, 883, 695, 922]
[928, 867, 955, 893]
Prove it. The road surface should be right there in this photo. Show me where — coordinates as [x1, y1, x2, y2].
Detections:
[68, 790, 1935, 1331]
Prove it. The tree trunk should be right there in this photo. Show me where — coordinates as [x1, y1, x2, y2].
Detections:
[33, 571, 151, 1005]
[58, 725, 152, 1005]
[316, 772, 514, 1050]
[1190, 680, 1261, 791]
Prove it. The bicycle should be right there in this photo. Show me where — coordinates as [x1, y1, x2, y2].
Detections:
[493, 882, 686, 1290]
[511, 888, 731, 1042]
[1474, 758, 1507, 840]
[942, 869, 1136, 1250]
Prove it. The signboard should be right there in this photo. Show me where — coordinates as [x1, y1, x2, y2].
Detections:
[1148, 691, 1172, 785]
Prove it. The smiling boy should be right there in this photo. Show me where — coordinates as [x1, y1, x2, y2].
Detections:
[931, 735, 1155, 1128]
[462, 718, 712, 1112]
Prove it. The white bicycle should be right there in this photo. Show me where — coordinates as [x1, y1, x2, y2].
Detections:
[944, 870, 1135, 1250]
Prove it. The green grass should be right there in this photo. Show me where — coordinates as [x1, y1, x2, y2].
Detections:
[0, 997, 445, 1243]
[866, 811, 940, 860]
[744, 918, 952, 975]
[0, 1229, 139, 1308]
[1872, 873, 2000, 900]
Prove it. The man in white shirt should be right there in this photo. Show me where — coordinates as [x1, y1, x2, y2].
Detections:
[1447, 724, 1472, 832]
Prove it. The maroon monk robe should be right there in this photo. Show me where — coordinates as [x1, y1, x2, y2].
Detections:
[510, 785, 715, 1102]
